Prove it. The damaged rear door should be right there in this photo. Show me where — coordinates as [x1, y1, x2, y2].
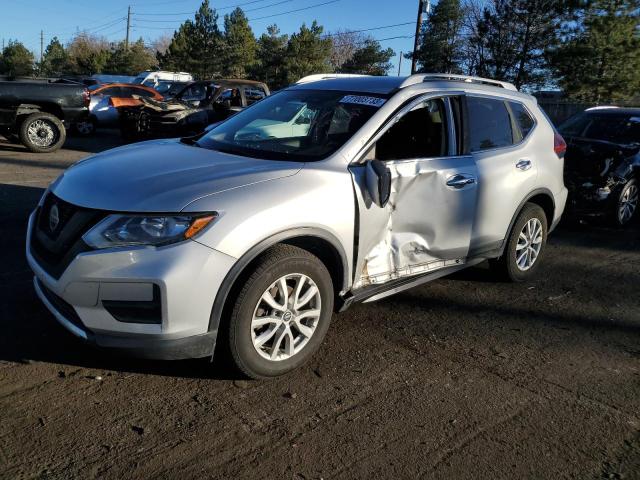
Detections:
[351, 95, 478, 289]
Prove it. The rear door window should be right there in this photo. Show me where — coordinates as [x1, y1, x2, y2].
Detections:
[467, 96, 513, 152]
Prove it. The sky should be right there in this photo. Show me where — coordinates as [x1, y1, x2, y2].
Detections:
[0, 0, 428, 76]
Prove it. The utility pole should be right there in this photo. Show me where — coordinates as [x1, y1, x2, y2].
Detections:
[40, 30, 44, 74]
[125, 6, 131, 50]
[411, 0, 429, 74]
[398, 51, 402, 76]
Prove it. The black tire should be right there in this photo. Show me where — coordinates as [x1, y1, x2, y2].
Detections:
[490, 203, 548, 282]
[19, 112, 66, 153]
[222, 244, 334, 379]
[612, 179, 638, 227]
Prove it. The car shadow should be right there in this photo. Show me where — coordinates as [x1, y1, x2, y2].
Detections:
[0, 129, 125, 155]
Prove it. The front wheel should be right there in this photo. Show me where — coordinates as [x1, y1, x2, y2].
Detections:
[613, 179, 638, 227]
[223, 245, 334, 379]
[490, 203, 548, 282]
[19, 112, 66, 153]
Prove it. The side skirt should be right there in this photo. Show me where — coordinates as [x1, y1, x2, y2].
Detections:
[339, 257, 486, 310]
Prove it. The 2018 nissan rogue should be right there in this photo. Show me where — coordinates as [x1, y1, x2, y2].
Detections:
[27, 74, 568, 379]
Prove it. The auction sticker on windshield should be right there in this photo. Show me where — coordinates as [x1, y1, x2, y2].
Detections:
[339, 95, 386, 107]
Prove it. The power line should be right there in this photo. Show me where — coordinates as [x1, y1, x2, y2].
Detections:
[134, 0, 277, 15]
[322, 22, 415, 38]
[133, 0, 294, 21]
[132, 0, 341, 30]
[250, 0, 340, 21]
[331, 34, 414, 48]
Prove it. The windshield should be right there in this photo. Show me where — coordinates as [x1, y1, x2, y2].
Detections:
[133, 75, 146, 84]
[196, 89, 386, 161]
[559, 112, 640, 145]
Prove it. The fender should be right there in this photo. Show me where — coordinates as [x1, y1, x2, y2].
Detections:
[207, 227, 349, 333]
[498, 187, 556, 257]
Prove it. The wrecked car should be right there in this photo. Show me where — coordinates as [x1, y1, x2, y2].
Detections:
[118, 79, 270, 140]
[27, 73, 567, 379]
[560, 107, 639, 226]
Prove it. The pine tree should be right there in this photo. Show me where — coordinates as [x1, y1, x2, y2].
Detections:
[340, 39, 394, 75]
[158, 0, 223, 79]
[283, 21, 333, 84]
[104, 39, 157, 76]
[548, 0, 640, 102]
[254, 25, 289, 89]
[412, 0, 465, 74]
[0, 40, 34, 77]
[40, 37, 67, 76]
[222, 8, 256, 78]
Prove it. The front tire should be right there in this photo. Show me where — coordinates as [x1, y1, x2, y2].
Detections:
[491, 203, 548, 282]
[19, 112, 66, 153]
[613, 179, 638, 227]
[223, 245, 334, 379]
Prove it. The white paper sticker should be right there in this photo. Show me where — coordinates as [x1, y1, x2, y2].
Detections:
[339, 95, 386, 107]
[629, 116, 640, 123]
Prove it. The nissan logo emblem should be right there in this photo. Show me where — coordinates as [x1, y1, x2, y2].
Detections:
[49, 204, 60, 232]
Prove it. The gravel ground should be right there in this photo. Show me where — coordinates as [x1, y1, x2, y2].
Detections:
[1, 132, 639, 480]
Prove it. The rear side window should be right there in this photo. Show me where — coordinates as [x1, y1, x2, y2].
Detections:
[509, 102, 535, 140]
[467, 96, 513, 152]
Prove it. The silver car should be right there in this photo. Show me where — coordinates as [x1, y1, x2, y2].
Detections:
[27, 74, 568, 378]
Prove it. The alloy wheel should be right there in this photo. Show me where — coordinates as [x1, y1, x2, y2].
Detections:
[251, 273, 321, 362]
[515, 218, 543, 271]
[618, 183, 638, 225]
[27, 119, 58, 148]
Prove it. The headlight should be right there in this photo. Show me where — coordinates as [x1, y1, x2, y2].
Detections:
[83, 214, 216, 249]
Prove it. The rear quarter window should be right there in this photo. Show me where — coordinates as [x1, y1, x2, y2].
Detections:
[509, 101, 535, 140]
[467, 96, 513, 152]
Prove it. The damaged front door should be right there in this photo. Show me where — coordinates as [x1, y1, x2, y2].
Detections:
[351, 96, 478, 288]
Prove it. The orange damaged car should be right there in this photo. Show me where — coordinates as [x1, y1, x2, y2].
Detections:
[75, 83, 163, 135]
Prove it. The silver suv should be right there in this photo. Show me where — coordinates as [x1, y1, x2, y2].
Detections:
[27, 74, 568, 378]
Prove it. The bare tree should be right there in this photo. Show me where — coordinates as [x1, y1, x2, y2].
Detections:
[328, 29, 368, 71]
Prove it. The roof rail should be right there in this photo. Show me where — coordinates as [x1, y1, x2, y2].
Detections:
[400, 73, 518, 91]
[296, 73, 370, 84]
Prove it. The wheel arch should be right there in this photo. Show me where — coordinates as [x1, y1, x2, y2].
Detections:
[208, 228, 349, 334]
[16, 103, 64, 123]
[498, 188, 555, 257]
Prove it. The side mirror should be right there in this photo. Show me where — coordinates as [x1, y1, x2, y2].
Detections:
[365, 159, 391, 208]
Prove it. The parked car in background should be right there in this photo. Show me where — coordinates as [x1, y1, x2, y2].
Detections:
[27, 74, 567, 378]
[118, 79, 270, 140]
[74, 83, 163, 135]
[0, 79, 89, 152]
[132, 71, 193, 88]
[154, 80, 190, 99]
[559, 107, 639, 226]
[90, 74, 136, 85]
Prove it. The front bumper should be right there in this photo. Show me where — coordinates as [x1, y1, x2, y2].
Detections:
[26, 211, 237, 360]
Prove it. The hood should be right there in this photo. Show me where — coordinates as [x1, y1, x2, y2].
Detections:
[564, 136, 639, 180]
[51, 139, 302, 212]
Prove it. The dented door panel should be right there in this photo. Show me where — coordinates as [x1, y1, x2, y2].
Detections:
[351, 155, 478, 288]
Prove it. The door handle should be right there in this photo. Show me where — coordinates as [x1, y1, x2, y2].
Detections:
[516, 159, 532, 171]
[446, 174, 476, 189]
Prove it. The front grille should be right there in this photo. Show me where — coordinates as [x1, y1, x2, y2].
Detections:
[37, 279, 86, 332]
[30, 193, 104, 279]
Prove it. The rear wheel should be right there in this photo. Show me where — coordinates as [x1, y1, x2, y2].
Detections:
[19, 112, 66, 153]
[614, 179, 638, 227]
[222, 245, 334, 379]
[490, 203, 548, 282]
[74, 117, 96, 136]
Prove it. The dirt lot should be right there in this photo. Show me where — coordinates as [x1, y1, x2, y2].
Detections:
[1, 132, 639, 480]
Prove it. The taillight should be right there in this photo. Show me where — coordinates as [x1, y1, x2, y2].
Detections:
[82, 88, 91, 108]
[554, 132, 567, 158]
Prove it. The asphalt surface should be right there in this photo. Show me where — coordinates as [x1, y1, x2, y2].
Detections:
[1, 132, 639, 480]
